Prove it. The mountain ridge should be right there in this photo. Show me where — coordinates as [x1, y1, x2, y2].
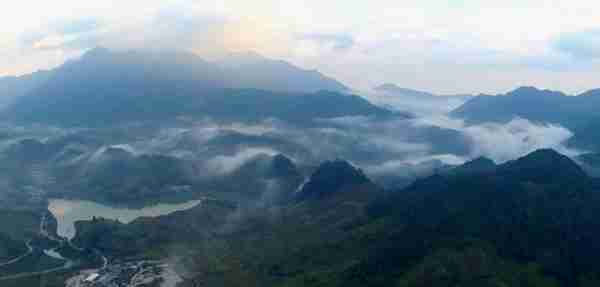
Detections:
[67, 148, 600, 287]
[5, 48, 392, 126]
[374, 83, 473, 98]
[451, 86, 600, 129]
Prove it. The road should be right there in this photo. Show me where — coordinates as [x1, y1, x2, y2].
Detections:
[0, 212, 79, 281]
[0, 240, 33, 268]
[0, 261, 74, 281]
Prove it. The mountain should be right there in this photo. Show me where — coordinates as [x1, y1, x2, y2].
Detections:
[296, 160, 374, 200]
[69, 156, 382, 275]
[577, 153, 600, 178]
[221, 153, 305, 204]
[374, 84, 439, 98]
[262, 154, 301, 179]
[374, 84, 472, 100]
[6, 48, 391, 126]
[66, 149, 600, 287]
[569, 117, 600, 152]
[63, 151, 195, 205]
[497, 148, 588, 184]
[371, 83, 473, 115]
[0, 71, 50, 110]
[219, 51, 349, 93]
[445, 156, 497, 176]
[3, 138, 53, 163]
[365, 149, 596, 286]
[452, 86, 600, 129]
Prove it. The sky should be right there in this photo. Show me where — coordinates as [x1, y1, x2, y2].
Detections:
[2, 0, 600, 94]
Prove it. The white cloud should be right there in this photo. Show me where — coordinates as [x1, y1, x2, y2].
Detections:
[413, 116, 582, 163]
[3, 1, 600, 93]
[203, 147, 278, 175]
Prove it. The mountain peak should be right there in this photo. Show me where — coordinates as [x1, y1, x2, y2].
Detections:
[515, 149, 573, 164]
[272, 154, 295, 168]
[297, 160, 371, 199]
[469, 156, 496, 165]
[511, 86, 541, 93]
[508, 86, 566, 98]
[268, 154, 300, 178]
[374, 84, 435, 97]
[499, 149, 587, 184]
[449, 156, 496, 176]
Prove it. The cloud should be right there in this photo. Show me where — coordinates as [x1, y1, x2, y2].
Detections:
[16, 6, 229, 54]
[1, 111, 586, 192]
[366, 154, 465, 175]
[297, 33, 355, 51]
[365, 90, 472, 116]
[135, 6, 228, 52]
[314, 116, 431, 154]
[55, 18, 101, 35]
[413, 116, 581, 163]
[20, 17, 104, 51]
[87, 144, 137, 163]
[554, 29, 600, 60]
[203, 147, 279, 175]
[5, 1, 600, 93]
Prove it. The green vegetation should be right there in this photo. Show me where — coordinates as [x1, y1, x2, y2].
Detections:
[0, 233, 26, 262]
[3, 148, 600, 286]
[72, 153, 195, 205]
[0, 251, 65, 277]
[0, 210, 40, 261]
[396, 246, 560, 287]
[0, 210, 40, 240]
[0, 269, 77, 287]
[64, 150, 600, 287]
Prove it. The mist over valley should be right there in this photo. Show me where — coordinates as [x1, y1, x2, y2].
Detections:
[1, 3, 600, 286]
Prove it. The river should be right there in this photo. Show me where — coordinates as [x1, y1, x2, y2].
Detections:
[48, 199, 203, 240]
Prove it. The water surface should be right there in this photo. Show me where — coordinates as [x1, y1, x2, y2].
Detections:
[48, 199, 202, 239]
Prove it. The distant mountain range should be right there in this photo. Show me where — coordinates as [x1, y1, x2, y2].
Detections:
[374, 84, 473, 100]
[452, 86, 600, 129]
[371, 83, 473, 115]
[3, 48, 395, 126]
[570, 117, 600, 152]
[0, 71, 50, 109]
[451, 86, 600, 152]
[218, 51, 349, 93]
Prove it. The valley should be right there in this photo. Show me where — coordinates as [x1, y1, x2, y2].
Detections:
[0, 198, 196, 286]
[0, 46, 599, 287]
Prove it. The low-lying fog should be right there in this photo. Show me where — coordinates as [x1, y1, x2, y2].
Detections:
[0, 95, 585, 207]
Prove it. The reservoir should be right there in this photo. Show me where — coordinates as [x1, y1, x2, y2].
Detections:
[48, 199, 202, 240]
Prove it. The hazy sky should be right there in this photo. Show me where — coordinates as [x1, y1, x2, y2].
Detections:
[2, 0, 600, 94]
